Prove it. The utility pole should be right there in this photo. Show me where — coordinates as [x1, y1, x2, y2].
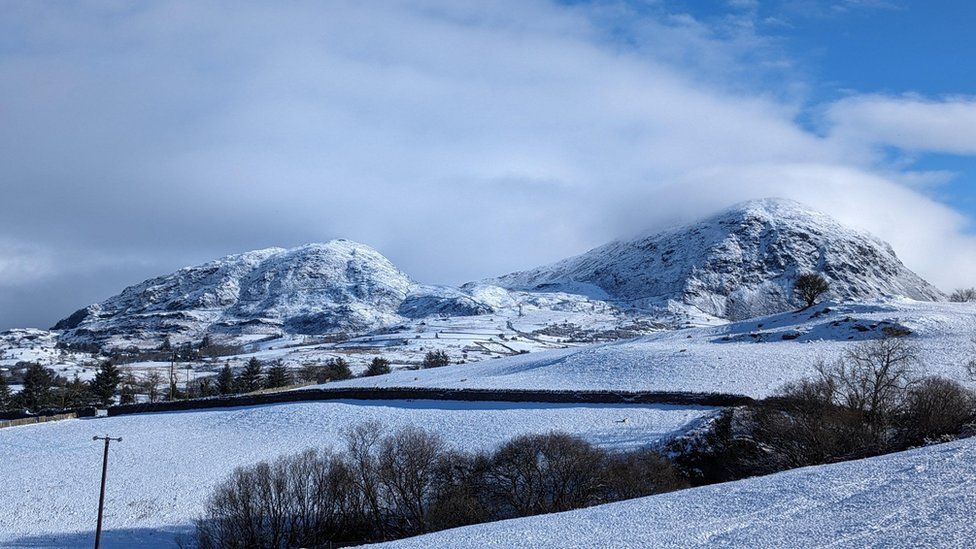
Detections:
[92, 435, 122, 549]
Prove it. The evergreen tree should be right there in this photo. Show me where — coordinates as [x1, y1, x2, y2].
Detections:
[217, 364, 235, 395]
[0, 372, 12, 410]
[90, 361, 122, 406]
[364, 357, 392, 377]
[235, 358, 263, 393]
[62, 375, 94, 408]
[422, 350, 451, 368]
[322, 357, 352, 382]
[20, 363, 55, 411]
[264, 361, 292, 389]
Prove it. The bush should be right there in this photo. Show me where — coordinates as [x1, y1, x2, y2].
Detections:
[364, 357, 392, 377]
[422, 351, 450, 369]
[900, 376, 976, 445]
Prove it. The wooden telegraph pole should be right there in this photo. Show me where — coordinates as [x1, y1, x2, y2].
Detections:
[92, 435, 122, 549]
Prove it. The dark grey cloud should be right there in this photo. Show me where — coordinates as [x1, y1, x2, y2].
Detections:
[0, 0, 973, 330]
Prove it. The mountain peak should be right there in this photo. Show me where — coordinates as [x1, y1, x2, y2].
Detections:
[55, 240, 417, 347]
[489, 198, 944, 320]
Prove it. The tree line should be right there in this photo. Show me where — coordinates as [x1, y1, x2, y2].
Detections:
[196, 424, 686, 548]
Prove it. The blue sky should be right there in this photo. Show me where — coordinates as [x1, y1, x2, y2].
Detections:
[688, 0, 976, 217]
[1, 0, 975, 329]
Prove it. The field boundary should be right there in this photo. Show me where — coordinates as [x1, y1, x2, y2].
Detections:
[104, 386, 754, 417]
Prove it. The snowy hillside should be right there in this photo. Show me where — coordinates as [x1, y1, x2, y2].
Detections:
[489, 198, 944, 320]
[54, 241, 418, 348]
[383, 435, 976, 548]
[331, 299, 976, 398]
[0, 400, 713, 547]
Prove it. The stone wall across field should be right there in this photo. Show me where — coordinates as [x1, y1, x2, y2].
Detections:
[104, 386, 753, 417]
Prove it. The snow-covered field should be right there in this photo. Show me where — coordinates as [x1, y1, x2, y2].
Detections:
[382, 436, 976, 548]
[0, 400, 713, 548]
[331, 299, 976, 398]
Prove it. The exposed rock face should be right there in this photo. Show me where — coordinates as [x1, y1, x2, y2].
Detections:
[488, 198, 944, 320]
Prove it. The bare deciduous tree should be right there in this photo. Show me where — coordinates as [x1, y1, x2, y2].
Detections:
[815, 336, 920, 444]
[794, 273, 830, 308]
[950, 288, 976, 302]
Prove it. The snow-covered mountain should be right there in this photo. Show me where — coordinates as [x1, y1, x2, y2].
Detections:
[488, 198, 944, 320]
[54, 240, 418, 347]
[52, 198, 944, 350]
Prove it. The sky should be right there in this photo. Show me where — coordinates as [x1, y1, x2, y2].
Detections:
[1, 0, 976, 330]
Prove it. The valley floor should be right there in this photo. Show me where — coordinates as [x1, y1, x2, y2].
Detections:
[379, 435, 976, 548]
[0, 400, 712, 548]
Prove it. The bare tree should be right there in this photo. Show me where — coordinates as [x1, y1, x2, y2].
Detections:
[950, 288, 976, 302]
[376, 426, 446, 535]
[794, 273, 830, 308]
[143, 369, 163, 403]
[815, 336, 920, 445]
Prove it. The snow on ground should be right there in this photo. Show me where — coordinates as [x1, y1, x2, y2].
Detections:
[380, 436, 976, 548]
[329, 299, 976, 398]
[0, 400, 713, 548]
[0, 329, 100, 380]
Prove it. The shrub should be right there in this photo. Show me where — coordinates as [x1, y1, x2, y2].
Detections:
[422, 351, 450, 369]
[900, 376, 976, 445]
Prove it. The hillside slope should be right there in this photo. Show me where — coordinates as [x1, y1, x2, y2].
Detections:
[489, 198, 944, 320]
[330, 299, 976, 398]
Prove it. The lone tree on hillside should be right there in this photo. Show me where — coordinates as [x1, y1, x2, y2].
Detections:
[950, 288, 976, 302]
[364, 357, 392, 377]
[422, 350, 451, 369]
[794, 273, 830, 308]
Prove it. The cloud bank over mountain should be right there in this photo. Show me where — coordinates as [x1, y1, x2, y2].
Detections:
[1, 0, 974, 329]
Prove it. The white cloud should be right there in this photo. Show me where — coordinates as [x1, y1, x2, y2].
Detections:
[827, 94, 976, 155]
[0, 0, 974, 328]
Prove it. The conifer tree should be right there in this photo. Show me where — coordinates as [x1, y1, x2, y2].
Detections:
[235, 358, 263, 393]
[0, 372, 12, 410]
[364, 357, 392, 377]
[217, 363, 235, 395]
[264, 361, 292, 389]
[90, 361, 122, 406]
[20, 363, 55, 411]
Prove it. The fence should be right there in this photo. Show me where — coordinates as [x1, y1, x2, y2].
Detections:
[0, 412, 81, 429]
